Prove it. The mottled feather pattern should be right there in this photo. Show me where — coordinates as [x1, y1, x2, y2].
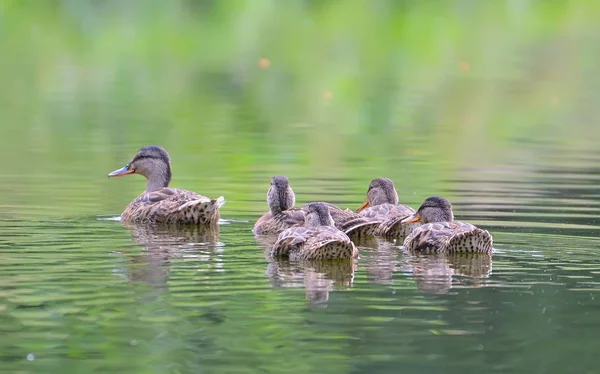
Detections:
[271, 226, 358, 261]
[121, 188, 224, 225]
[328, 208, 379, 237]
[359, 203, 418, 238]
[254, 203, 377, 237]
[253, 209, 306, 235]
[403, 221, 493, 253]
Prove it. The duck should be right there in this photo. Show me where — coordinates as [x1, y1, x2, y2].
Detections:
[356, 177, 418, 238]
[271, 202, 358, 260]
[108, 145, 225, 225]
[253, 175, 378, 237]
[401, 196, 493, 253]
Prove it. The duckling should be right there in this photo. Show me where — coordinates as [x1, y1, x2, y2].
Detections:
[253, 175, 305, 235]
[401, 196, 493, 253]
[271, 203, 358, 260]
[253, 176, 378, 237]
[356, 177, 418, 238]
[108, 145, 225, 225]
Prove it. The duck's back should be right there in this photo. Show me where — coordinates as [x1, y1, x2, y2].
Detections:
[253, 208, 306, 235]
[358, 203, 417, 238]
[403, 221, 492, 253]
[122, 188, 223, 225]
[272, 226, 357, 260]
[359, 203, 415, 222]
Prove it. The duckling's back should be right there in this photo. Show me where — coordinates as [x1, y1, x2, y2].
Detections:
[403, 221, 492, 254]
[272, 226, 357, 260]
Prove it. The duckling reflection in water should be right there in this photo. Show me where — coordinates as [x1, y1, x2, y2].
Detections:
[108, 146, 225, 225]
[271, 202, 358, 260]
[266, 257, 357, 304]
[402, 197, 493, 253]
[254, 175, 379, 238]
[356, 177, 419, 239]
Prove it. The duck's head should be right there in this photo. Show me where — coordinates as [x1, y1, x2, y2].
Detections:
[108, 146, 172, 192]
[401, 196, 454, 224]
[267, 175, 295, 215]
[356, 177, 399, 212]
[305, 202, 335, 227]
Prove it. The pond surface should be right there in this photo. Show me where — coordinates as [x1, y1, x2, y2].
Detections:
[2, 140, 600, 374]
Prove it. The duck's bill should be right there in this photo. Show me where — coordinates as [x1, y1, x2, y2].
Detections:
[356, 201, 370, 213]
[400, 213, 421, 224]
[108, 164, 134, 177]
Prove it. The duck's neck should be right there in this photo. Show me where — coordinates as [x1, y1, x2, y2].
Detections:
[269, 189, 295, 215]
[144, 164, 171, 192]
[305, 213, 334, 227]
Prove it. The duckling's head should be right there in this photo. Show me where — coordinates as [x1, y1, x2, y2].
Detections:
[108, 146, 172, 192]
[267, 175, 295, 215]
[356, 177, 399, 212]
[401, 196, 453, 224]
[305, 202, 335, 227]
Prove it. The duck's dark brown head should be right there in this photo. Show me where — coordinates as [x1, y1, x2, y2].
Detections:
[267, 175, 295, 215]
[401, 196, 454, 224]
[356, 177, 399, 212]
[305, 202, 335, 227]
[108, 145, 172, 192]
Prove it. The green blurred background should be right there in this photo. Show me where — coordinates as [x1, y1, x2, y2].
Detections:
[0, 0, 598, 217]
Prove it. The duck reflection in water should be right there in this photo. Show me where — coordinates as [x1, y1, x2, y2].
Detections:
[398, 251, 493, 294]
[123, 224, 221, 289]
[265, 257, 357, 305]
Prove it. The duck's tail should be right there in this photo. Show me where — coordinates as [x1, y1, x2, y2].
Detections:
[178, 196, 226, 225]
[447, 228, 493, 253]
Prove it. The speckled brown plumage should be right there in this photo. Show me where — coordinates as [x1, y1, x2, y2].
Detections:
[253, 176, 378, 237]
[108, 146, 225, 226]
[401, 196, 493, 254]
[271, 203, 358, 261]
[253, 208, 306, 235]
[122, 188, 224, 225]
[356, 178, 418, 239]
[403, 221, 492, 253]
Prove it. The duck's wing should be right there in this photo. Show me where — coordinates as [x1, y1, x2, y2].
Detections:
[402, 222, 459, 252]
[359, 203, 414, 222]
[271, 226, 312, 257]
[329, 208, 379, 237]
[123, 188, 224, 225]
[373, 204, 418, 238]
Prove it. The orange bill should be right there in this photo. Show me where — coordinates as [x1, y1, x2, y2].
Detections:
[108, 164, 134, 178]
[400, 212, 421, 224]
[356, 201, 370, 213]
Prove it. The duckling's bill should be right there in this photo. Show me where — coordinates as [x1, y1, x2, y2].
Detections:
[401, 212, 421, 224]
[108, 164, 134, 178]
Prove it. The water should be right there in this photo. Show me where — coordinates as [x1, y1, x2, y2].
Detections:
[2, 141, 600, 373]
[3, 1, 600, 372]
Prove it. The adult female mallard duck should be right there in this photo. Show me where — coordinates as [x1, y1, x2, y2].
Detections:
[401, 196, 493, 253]
[108, 145, 225, 225]
[253, 175, 378, 237]
[271, 202, 358, 260]
[356, 177, 418, 238]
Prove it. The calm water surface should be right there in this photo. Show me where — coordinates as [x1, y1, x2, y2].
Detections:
[1, 141, 600, 374]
